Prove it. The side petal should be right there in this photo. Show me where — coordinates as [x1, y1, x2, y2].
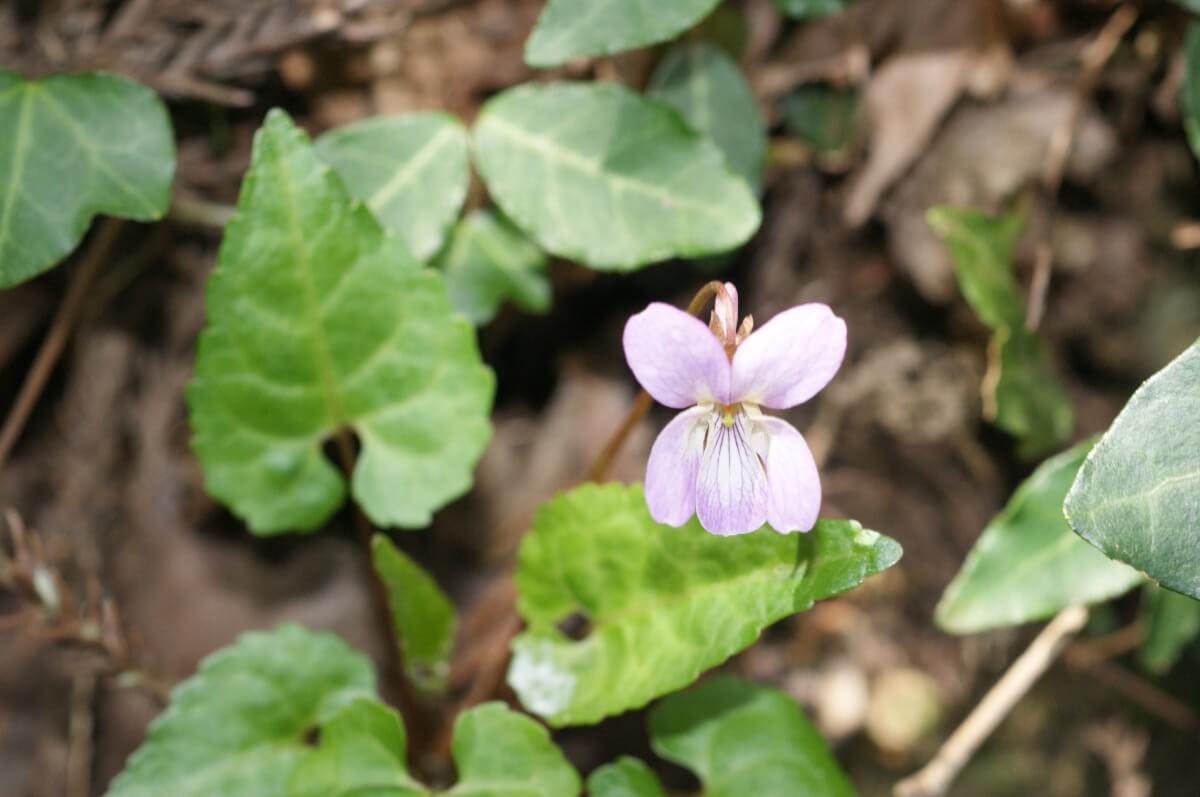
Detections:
[754, 417, 820, 533]
[730, 304, 847, 409]
[696, 413, 768, 536]
[624, 303, 731, 408]
[644, 406, 710, 527]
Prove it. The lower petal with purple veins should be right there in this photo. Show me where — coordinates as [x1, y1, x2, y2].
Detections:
[696, 411, 768, 536]
[644, 405, 710, 527]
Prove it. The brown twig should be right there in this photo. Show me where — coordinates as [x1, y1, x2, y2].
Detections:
[894, 606, 1090, 797]
[0, 217, 123, 471]
[1064, 645, 1200, 732]
[1026, 4, 1136, 331]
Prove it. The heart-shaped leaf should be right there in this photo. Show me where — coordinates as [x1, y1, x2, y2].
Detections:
[507, 483, 901, 726]
[472, 82, 760, 272]
[0, 70, 174, 287]
[524, 0, 721, 68]
[936, 438, 1142, 634]
[187, 109, 494, 535]
[104, 624, 374, 797]
[1065, 340, 1200, 599]
[291, 698, 581, 797]
[436, 209, 551, 325]
[315, 113, 469, 261]
[371, 534, 456, 695]
[649, 675, 854, 797]
[648, 42, 766, 190]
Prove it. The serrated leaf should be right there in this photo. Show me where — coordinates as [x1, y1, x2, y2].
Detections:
[187, 109, 494, 535]
[649, 675, 853, 797]
[315, 112, 469, 261]
[524, 0, 721, 68]
[371, 534, 456, 695]
[436, 209, 551, 325]
[1138, 584, 1200, 674]
[0, 70, 174, 288]
[648, 42, 766, 190]
[1065, 339, 1200, 599]
[291, 699, 580, 797]
[472, 82, 761, 272]
[927, 206, 1073, 456]
[935, 438, 1142, 634]
[507, 483, 901, 726]
[587, 758, 667, 797]
[104, 624, 374, 797]
[770, 0, 852, 18]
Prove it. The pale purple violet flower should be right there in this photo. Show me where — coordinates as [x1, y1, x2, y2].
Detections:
[623, 284, 846, 536]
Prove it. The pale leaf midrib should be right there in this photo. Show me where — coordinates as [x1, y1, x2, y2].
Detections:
[367, 125, 458, 210]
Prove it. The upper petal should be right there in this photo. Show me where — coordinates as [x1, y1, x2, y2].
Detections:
[696, 412, 768, 536]
[644, 405, 710, 527]
[753, 417, 820, 533]
[624, 303, 731, 408]
[730, 304, 847, 409]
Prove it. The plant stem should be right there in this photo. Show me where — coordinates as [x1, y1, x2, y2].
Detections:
[0, 217, 123, 472]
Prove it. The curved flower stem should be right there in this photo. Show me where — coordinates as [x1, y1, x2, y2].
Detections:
[588, 281, 731, 482]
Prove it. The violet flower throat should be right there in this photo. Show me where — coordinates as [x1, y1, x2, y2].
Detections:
[623, 283, 847, 536]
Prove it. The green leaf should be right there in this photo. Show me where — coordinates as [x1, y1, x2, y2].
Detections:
[927, 206, 1073, 456]
[780, 84, 859, 154]
[187, 109, 494, 535]
[926, 206, 1025, 330]
[1138, 584, 1200, 674]
[104, 624, 374, 797]
[436, 209, 551, 325]
[524, 0, 721, 68]
[991, 326, 1075, 459]
[1065, 339, 1200, 599]
[508, 482, 901, 726]
[649, 675, 854, 797]
[315, 112, 469, 261]
[0, 69, 174, 288]
[648, 42, 766, 190]
[472, 82, 761, 272]
[770, 0, 852, 18]
[587, 758, 667, 797]
[1179, 0, 1200, 13]
[371, 534, 456, 695]
[1184, 23, 1200, 160]
[290, 698, 428, 797]
[935, 439, 1142, 634]
[292, 699, 580, 797]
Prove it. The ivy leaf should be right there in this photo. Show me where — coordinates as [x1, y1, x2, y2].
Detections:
[649, 675, 854, 797]
[1138, 584, 1200, 674]
[927, 206, 1073, 457]
[1065, 340, 1200, 599]
[104, 624, 374, 797]
[587, 758, 667, 797]
[648, 42, 766, 190]
[935, 438, 1142, 634]
[770, 0, 853, 18]
[436, 209, 551, 325]
[524, 0, 721, 68]
[507, 483, 901, 726]
[293, 699, 581, 797]
[315, 112, 469, 261]
[187, 109, 494, 535]
[0, 69, 174, 288]
[472, 82, 761, 272]
[371, 534, 456, 695]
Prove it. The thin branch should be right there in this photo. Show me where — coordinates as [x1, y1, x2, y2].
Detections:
[0, 217, 123, 471]
[894, 606, 1090, 797]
